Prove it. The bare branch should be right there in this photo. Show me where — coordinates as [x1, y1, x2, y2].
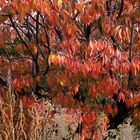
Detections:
[128, 24, 137, 91]
[8, 15, 35, 59]
[116, 0, 124, 19]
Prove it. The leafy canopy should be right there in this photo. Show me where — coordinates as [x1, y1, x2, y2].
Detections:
[0, 0, 140, 139]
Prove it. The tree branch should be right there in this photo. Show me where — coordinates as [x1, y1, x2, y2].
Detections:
[55, 27, 63, 42]
[106, 0, 111, 16]
[8, 15, 35, 59]
[128, 24, 137, 91]
[116, 0, 124, 19]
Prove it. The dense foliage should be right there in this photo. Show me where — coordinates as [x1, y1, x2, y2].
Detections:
[0, 0, 140, 139]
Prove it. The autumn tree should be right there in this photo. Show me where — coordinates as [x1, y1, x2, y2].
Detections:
[0, 0, 140, 139]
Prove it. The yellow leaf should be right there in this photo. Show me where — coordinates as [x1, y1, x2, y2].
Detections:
[60, 79, 65, 86]
[48, 53, 58, 65]
[28, 42, 38, 54]
[76, 3, 84, 11]
[75, 83, 79, 93]
[57, 0, 62, 9]
[68, 23, 77, 35]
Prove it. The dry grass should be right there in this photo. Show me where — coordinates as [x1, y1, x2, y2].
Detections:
[0, 69, 80, 140]
[0, 93, 81, 140]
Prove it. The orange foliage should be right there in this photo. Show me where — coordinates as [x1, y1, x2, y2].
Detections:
[0, 0, 140, 139]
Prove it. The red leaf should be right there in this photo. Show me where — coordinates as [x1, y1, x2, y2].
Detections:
[125, 99, 133, 108]
[91, 111, 96, 121]
[89, 84, 96, 97]
[12, 78, 22, 91]
[0, 0, 6, 8]
[118, 91, 125, 102]
[131, 63, 137, 76]
[23, 95, 34, 109]
[114, 105, 118, 114]
[105, 104, 113, 114]
[112, 78, 120, 93]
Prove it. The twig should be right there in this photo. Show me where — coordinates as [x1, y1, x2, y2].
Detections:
[116, 0, 124, 19]
[8, 15, 35, 59]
